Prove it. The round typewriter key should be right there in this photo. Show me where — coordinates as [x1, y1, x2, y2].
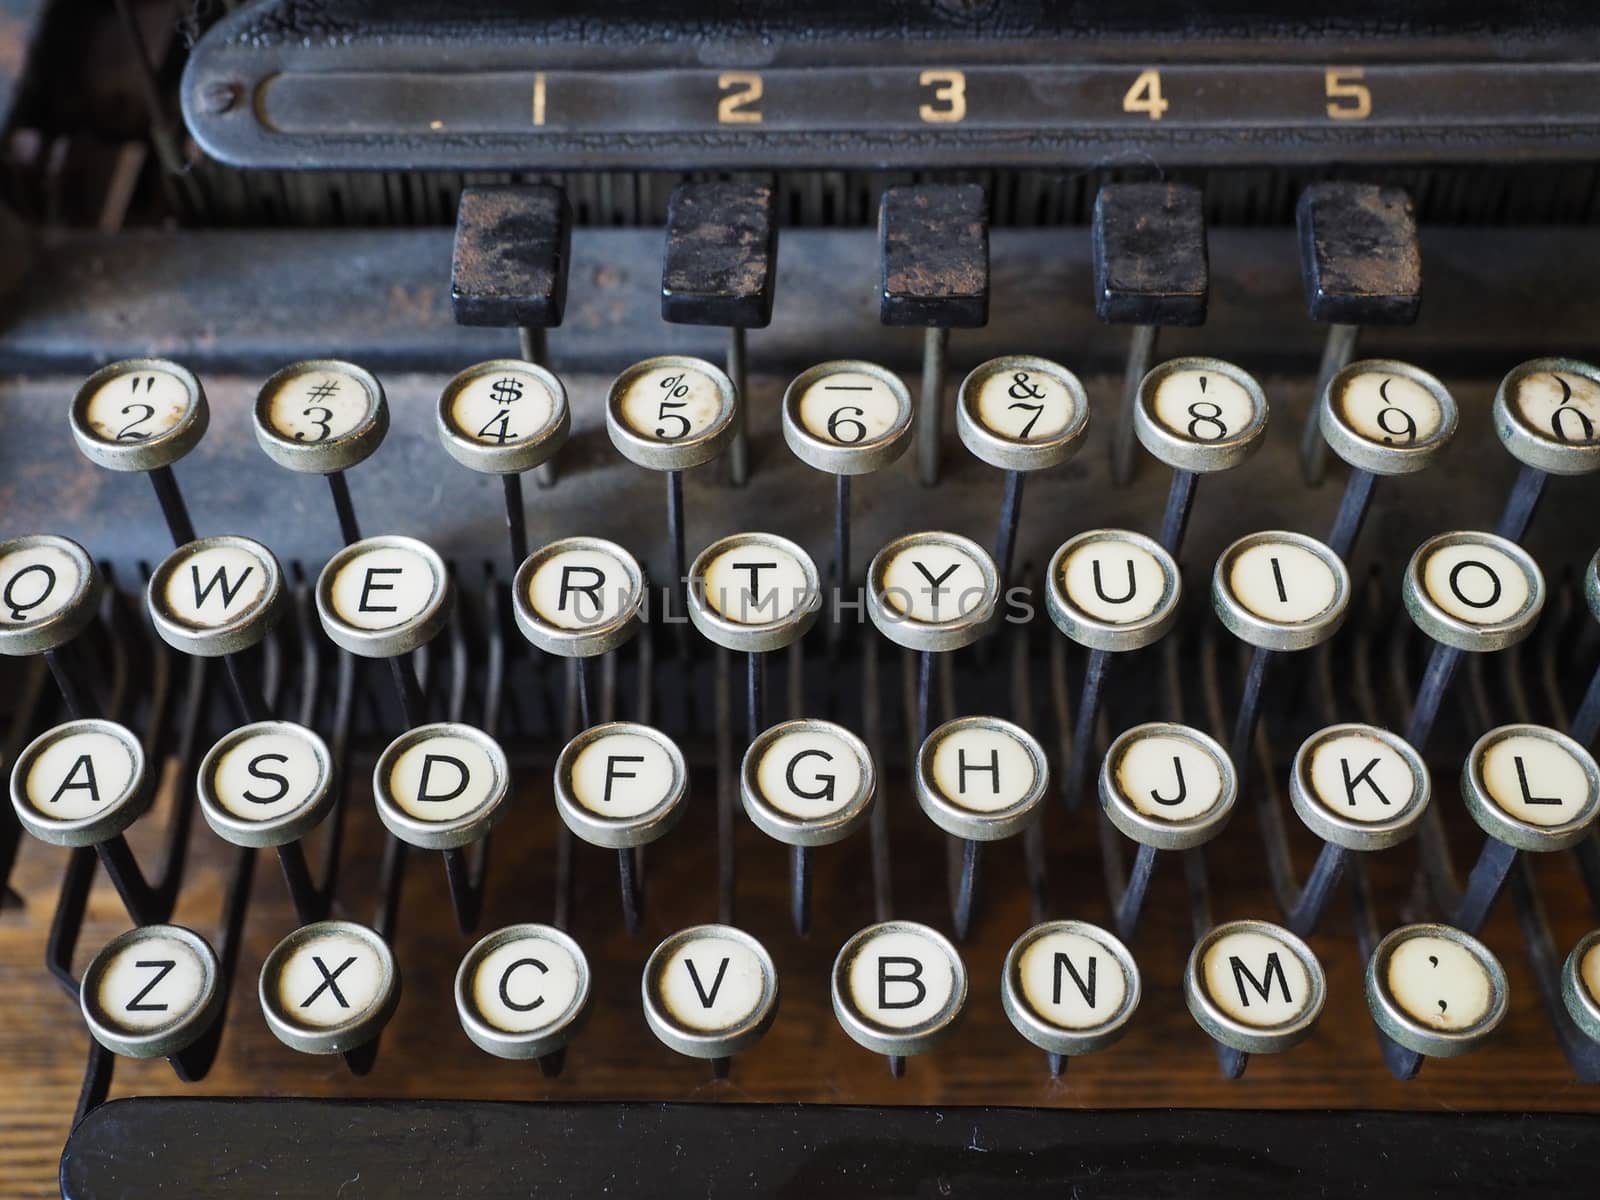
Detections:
[1001, 920, 1140, 1065]
[374, 723, 510, 851]
[916, 716, 1048, 941]
[957, 356, 1090, 584]
[513, 537, 645, 660]
[916, 716, 1047, 844]
[1136, 357, 1267, 556]
[1049, 530, 1184, 809]
[1213, 531, 1351, 653]
[741, 719, 876, 848]
[438, 359, 570, 477]
[1100, 722, 1237, 853]
[70, 358, 207, 545]
[742, 719, 876, 935]
[80, 924, 222, 1064]
[783, 361, 914, 591]
[832, 920, 968, 1073]
[0, 535, 102, 657]
[957, 355, 1090, 474]
[555, 722, 687, 933]
[607, 354, 738, 636]
[439, 360, 572, 574]
[1402, 531, 1545, 655]
[1185, 919, 1326, 1057]
[10, 719, 148, 849]
[607, 355, 738, 473]
[198, 721, 333, 849]
[375, 723, 509, 933]
[687, 532, 821, 656]
[643, 925, 779, 1072]
[1561, 930, 1600, 1045]
[261, 921, 399, 1065]
[1136, 357, 1267, 476]
[456, 924, 591, 1065]
[1462, 724, 1600, 855]
[554, 723, 686, 850]
[1366, 923, 1508, 1058]
[866, 531, 1000, 655]
[147, 535, 285, 660]
[254, 360, 389, 475]
[1289, 724, 1431, 853]
[1493, 357, 1600, 477]
[199, 721, 334, 925]
[11, 718, 164, 923]
[1099, 722, 1237, 942]
[71, 358, 208, 474]
[783, 361, 914, 478]
[316, 535, 453, 661]
[1047, 529, 1181, 654]
[1321, 360, 1457, 477]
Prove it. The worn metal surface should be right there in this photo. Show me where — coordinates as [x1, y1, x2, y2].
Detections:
[1295, 184, 1423, 326]
[1092, 183, 1209, 328]
[661, 181, 777, 329]
[449, 184, 572, 329]
[878, 184, 989, 329]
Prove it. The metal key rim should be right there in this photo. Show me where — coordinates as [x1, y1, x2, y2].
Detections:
[641, 924, 780, 1060]
[259, 920, 400, 1056]
[1401, 530, 1545, 654]
[1365, 922, 1509, 1059]
[1459, 723, 1600, 853]
[70, 358, 209, 472]
[1099, 722, 1238, 851]
[1288, 723, 1432, 852]
[739, 718, 877, 848]
[314, 534, 454, 659]
[455, 923, 593, 1061]
[253, 359, 390, 475]
[1045, 528, 1181, 653]
[1134, 356, 1268, 474]
[1185, 919, 1326, 1055]
[781, 360, 914, 477]
[9, 718, 150, 847]
[197, 720, 335, 849]
[147, 534, 287, 658]
[865, 531, 1000, 654]
[1212, 530, 1351, 653]
[372, 722, 511, 851]
[955, 354, 1091, 473]
[831, 920, 968, 1058]
[80, 924, 223, 1060]
[1492, 356, 1600, 476]
[605, 354, 738, 472]
[0, 534, 103, 656]
[552, 721, 688, 849]
[686, 532, 822, 654]
[914, 715, 1049, 842]
[1319, 359, 1459, 477]
[511, 536, 645, 659]
[1000, 920, 1141, 1057]
[437, 359, 571, 476]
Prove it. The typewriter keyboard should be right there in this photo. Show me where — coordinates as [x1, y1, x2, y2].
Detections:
[5, 175, 1600, 1197]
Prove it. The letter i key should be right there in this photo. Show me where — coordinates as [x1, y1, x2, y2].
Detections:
[1212, 531, 1352, 798]
[956, 356, 1090, 585]
[254, 360, 389, 547]
[71, 359, 208, 546]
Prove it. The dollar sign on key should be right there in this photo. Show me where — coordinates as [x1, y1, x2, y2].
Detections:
[490, 377, 524, 405]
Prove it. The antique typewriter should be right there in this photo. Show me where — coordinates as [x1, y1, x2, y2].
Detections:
[4, 1, 1600, 1195]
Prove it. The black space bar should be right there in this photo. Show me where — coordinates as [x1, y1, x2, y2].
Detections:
[61, 1099, 1600, 1198]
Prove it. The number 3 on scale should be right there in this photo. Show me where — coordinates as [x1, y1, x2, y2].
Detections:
[1122, 69, 1168, 121]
